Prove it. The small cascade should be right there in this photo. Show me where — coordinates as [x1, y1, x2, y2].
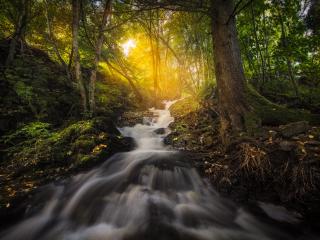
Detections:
[0, 100, 311, 240]
[119, 100, 176, 150]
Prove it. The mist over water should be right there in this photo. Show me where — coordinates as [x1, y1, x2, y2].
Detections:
[0, 101, 314, 240]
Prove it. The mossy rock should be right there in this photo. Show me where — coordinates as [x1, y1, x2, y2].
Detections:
[169, 97, 200, 118]
[246, 85, 320, 126]
[72, 137, 96, 154]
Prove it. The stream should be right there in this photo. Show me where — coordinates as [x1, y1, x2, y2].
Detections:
[0, 101, 317, 240]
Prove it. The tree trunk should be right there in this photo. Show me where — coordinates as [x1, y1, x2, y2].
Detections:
[72, 0, 88, 113]
[88, 0, 112, 116]
[5, 0, 29, 67]
[45, 0, 71, 80]
[250, 3, 266, 90]
[211, 0, 249, 142]
[278, 10, 299, 98]
[102, 56, 143, 102]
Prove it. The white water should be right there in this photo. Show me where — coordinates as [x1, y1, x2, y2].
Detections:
[119, 100, 177, 150]
[0, 101, 314, 240]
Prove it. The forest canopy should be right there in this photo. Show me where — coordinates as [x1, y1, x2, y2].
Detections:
[0, 0, 319, 134]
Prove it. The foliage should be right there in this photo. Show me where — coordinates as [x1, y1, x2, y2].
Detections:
[0, 50, 80, 134]
[237, 1, 320, 110]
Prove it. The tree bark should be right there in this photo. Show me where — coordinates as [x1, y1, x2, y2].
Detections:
[72, 0, 88, 113]
[211, 0, 249, 142]
[88, 0, 112, 116]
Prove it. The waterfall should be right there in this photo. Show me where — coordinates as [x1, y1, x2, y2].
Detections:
[0, 101, 309, 240]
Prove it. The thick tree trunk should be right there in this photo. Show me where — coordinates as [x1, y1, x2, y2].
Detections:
[211, 0, 249, 142]
[72, 0, 88, 113]
[88, 0, 112, 116]
[5, 0, 29, 67]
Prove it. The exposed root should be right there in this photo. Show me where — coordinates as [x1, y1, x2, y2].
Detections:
[239, 143, 270, 179]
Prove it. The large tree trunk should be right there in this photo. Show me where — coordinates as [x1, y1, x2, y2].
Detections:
[72, 0, 88, 113]
[5, 0, 29, 67]
[88, 0, 112, 116]
[211, 0, 249, 142]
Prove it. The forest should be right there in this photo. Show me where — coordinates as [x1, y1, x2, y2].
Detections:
[0, 0, 320, 239]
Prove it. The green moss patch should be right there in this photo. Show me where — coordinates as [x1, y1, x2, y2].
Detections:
[247, 85, 320, 126]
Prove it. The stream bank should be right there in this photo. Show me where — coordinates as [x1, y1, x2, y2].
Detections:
[2, 100, 317, 240]
[164, 97, 320, 232]
[0, 44, 138, 230]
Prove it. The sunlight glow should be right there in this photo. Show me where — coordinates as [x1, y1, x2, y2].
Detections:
[121, 39, 136, 56]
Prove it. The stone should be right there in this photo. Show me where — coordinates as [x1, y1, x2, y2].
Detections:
[268, 130, 278, 138]
[305, 141, 320, 146]
[154, 128, 166, 134]
[279, 121, 309, 138]
[279, 141, 296, 151]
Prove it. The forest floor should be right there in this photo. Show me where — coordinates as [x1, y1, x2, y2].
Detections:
[162, 97, 320, 232]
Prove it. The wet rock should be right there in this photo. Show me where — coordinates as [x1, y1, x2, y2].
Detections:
[279, 121, 309, 138]
[268, 130, 278, 139]
[279, 141, 296, 151]
[118, 111, 153, 127]
[305, 140, 320, 146]
[163, 136, 172, 145]
[154, 128, 165, 134]
[110, 136, 136, 152]
[291, 136, 300, 141]
[93, 117, 120, 135]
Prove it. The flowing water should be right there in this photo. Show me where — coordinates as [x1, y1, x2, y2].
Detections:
[0, 101, 317, 240]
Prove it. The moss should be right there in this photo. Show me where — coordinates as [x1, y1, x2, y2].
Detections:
[260, 78, 320, 113]
[79, 155, 94, 163]
[73, 138, 96, 153]
[0, 119, 115, 173]
[246, 85, 320, 126]
[169, 97, 200, 118]
[0, 54, 81, 134]
[244, 111, 262, 135]
[1, 122, 52, 145]
[49, 121, 94, 143]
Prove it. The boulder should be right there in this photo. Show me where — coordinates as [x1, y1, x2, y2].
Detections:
[279, 121, 309, 138]
[279, 141, 296, 152]
[305, 140, 320, 146]
[154, 128, 166, 134]
[268, 130, 278, 139]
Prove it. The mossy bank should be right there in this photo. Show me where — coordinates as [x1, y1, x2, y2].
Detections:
[166, 96, 320, 231]
[0, 43, 138, 229]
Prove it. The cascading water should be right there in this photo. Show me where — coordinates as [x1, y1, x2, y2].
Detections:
[0, 101, 315, 240]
